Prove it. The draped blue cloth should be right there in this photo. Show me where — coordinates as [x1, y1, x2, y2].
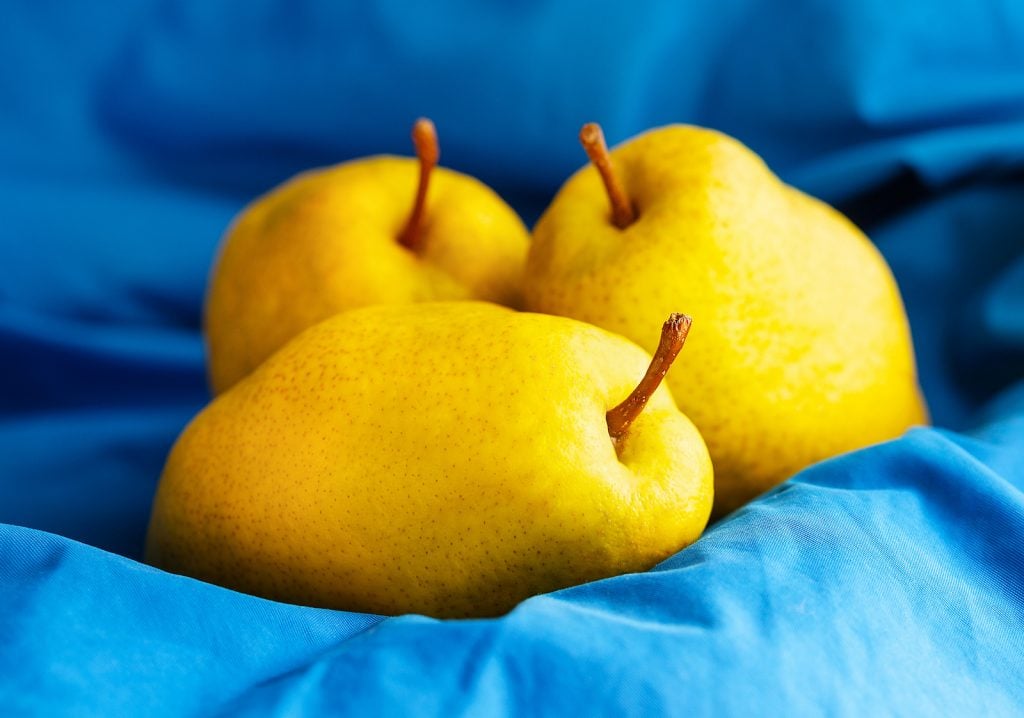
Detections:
[1, 2, 1022, 714]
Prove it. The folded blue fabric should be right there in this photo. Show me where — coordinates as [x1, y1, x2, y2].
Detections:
[1, 1, 1022, 715]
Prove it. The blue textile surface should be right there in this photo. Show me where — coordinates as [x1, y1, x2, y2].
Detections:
[2, 1, 1023, 715]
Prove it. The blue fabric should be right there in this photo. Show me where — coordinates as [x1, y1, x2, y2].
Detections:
[2, 1, 1023, 714]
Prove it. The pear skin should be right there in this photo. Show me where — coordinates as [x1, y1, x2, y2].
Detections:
[524, 124, 928, 517]
[206, 120, 530, 395]
[147, 302, 712, 618]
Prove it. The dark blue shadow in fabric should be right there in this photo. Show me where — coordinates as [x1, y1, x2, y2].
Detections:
[1, 1, 1022, 714]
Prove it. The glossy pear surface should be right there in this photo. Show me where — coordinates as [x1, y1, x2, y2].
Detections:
[147, 302, 712, 618]
[206, 158, 529, 394]
[524, 125, 928, 516]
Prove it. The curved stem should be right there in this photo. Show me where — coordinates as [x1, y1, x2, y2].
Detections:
[579, 122, 636, 229]
[398, 118, 439, 252]
[607, 314, 692, 443]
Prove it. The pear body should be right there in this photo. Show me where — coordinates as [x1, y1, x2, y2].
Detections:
[524, 125, 927, 516]
[206, 157, 530, 394]
[147, 302, 712, 618]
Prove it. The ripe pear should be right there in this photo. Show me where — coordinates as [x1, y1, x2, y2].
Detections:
[524, 123, 928, 517]
[146, 302, 713, 618]
[205, 119, 530, 395]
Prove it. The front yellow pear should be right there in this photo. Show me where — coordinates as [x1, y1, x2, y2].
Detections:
[524, 124, 928, 517]
[146, 302, 712, 618]
[205, 119, 530, 394]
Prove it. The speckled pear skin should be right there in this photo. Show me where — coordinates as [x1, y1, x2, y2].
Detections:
[205, 156, 530, 395]
[524, 125, 928, 517]
[146, 302, 713, 618]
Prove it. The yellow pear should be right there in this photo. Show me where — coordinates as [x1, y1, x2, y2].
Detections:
[146, 302, 712, 618]
[524, 123, 928, 517]
[205, 119, 530, 394]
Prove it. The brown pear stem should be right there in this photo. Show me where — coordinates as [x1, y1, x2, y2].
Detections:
[399, 118, 439, 252]
[607, 314, 692, 443]
[580, 122, 636, 229]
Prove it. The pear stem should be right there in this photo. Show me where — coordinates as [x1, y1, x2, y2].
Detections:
[580, 122, 636, 229]
[606, 314, 692, 443]
[399, 118, 439, 252]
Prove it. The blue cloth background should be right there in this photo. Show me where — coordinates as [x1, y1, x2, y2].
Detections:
[2, 1, 1023, 715]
